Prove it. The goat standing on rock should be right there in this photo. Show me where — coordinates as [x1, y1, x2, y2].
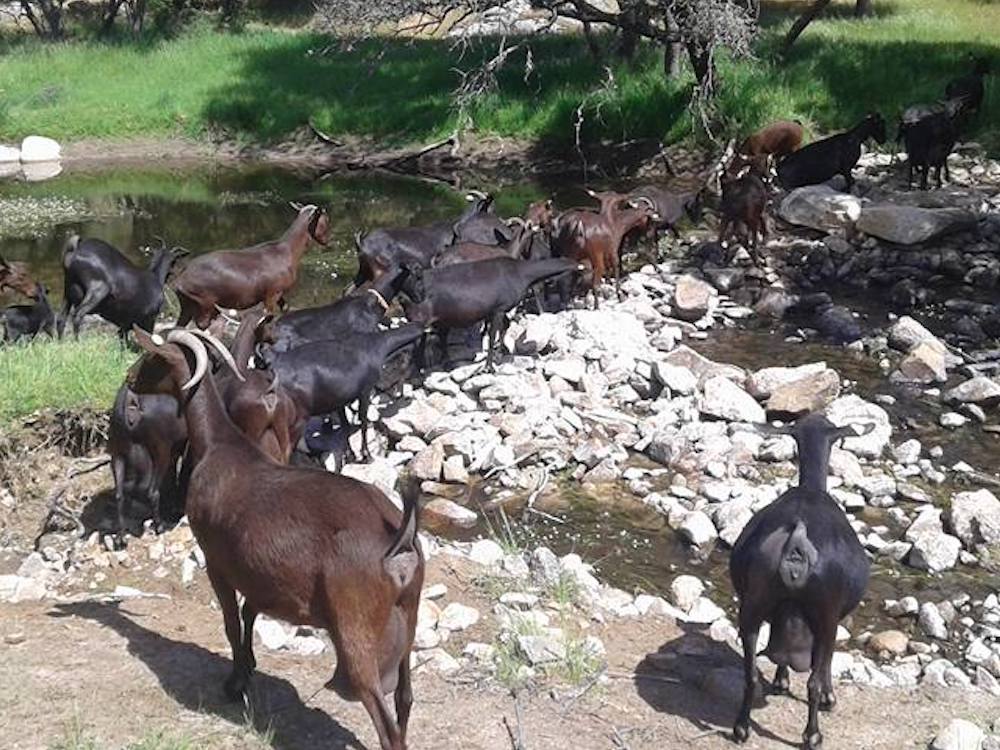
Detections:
[128, 328, 423, 750]
[777, 113, 887, 191]
[730, 414, 873, 749]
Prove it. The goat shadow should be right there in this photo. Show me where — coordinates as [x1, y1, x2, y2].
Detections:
[78, 487, 184, 541]
[50, 601, 365, 750]
[634, 621, 803, 749]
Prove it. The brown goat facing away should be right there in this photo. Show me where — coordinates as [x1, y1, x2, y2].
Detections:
[172, 204, 330, 329]
[718, 165, 770, 266]
[739, 120, 805, 174]
[553, 200, 660, 308]
[128, 327, 423, 750]
[0, 255, 38, 299]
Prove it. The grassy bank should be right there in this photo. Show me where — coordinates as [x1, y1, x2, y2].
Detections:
[0, 0, 998, 153]
[0, 334, 131, 423]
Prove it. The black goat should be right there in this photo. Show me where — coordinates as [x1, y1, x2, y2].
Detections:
[1, 283, 55, 343]
[352, 192, 504, 287]
[261, 265, 410, 353]
[58, 236, 186, 343]
[777, 114, 887, 191]
[402, 257, 581, 371]
[629, 185, 704, 241]
[257, 323, 426, 464]
[730, 414, 873, 749]
[946, 57, 990, 115]
[901, 98, 965, 189]
[108, 387, 188, 548]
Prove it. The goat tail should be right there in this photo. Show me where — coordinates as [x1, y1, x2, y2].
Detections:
[385, 478, 419, 560]
[777, 520, 818, 589]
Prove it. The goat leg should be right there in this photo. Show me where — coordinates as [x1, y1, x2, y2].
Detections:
[240, 601, 258, 676]
[771, 664, 790, 695]
[484, 314, 502, 373]
[149, 487, 164, 535]
[395, 655, 414, 744]
[71, 281, 110, 340]
[112, 456, 130, 550]
[358, 392, 373, 463]
[733, 617, 762, 743]
[207, 570, 251, 703]
[803, 618, 836, 749]
[338, 406, 359, 464]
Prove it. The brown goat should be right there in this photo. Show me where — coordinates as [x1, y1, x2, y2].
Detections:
[553, 201, 659, 308]
[0, 255, 38, 299]
[739, 120, 805, 174]
[128, 328, 423, 750]
[718, 166, 770, 266]
[433, 221, 538, 267]
[172, 205, 330, 329]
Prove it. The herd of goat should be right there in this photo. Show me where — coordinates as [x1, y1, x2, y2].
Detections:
[0, 56, 992, 749]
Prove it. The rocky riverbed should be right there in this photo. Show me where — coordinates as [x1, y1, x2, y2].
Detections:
[4, 147, 1000, 748]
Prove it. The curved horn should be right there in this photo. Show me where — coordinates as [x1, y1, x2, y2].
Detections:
[353, 230, 366, 251]
[506, 216, 526, 228]
[165, 329, 208, 391]
[189, 328, 245, 381]
[634, 196, 655, 210]
[214, 304, 240, 325]
[289, 201, 304, 211]
[465, 189, 488, 200]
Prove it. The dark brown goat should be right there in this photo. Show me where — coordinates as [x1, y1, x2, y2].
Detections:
[739, 120, 805, 173]
[128, 328, 423, 750]
[719, 166, 769, 265]
[0, 255, 37, 299]
[172, 204, 330, 328]
[552, 201, 660, 308]
[433, 222, 538, 268]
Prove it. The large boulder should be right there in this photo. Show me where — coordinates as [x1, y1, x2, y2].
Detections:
[699, 376, 765, 423]
[944, 377, 1000, 407]
[825, 396, 891, 458]
[747, 362, 828, 400]
[949, 489, 1000, 548]
[857, 204, 977, 245]
[672, 275, 716, 322]
[767, 369, 841, 419]
[929, 719, 985, 750]
[19, 135, 61, 163]
[662, 345, 745, 385]
[0, 145, 19, 163]
[908, 530, 962, 573]
[888, 316, 946, 354]
[891, 341, 948, 384]
[778, 185, 863, 232]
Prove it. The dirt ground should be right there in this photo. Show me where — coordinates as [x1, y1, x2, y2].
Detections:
[2, 546, 999, 750]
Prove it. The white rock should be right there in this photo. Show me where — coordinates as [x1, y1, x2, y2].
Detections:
[929, 719, 984, 750]
[652, 362, 698, 395]
[468, 539, 506, 567]
[677, 511, 718, 547]
[700, 376, 765, 424]
[424, 498, 478, 529]
[779, 185, 862, 232]
[413, 647, 461, 674]
[19, 135, 61, 163]
[254, 616, 293, 651]
[945, 377, 1000, 407]
[892, 439, 922, 465]
[685, 597, 727, 624]
[909, 532, 962, 573]
[669, 575, 705, 612]
[825, 396, 891, 458]
[438, 603, 480, 632]
[0, 145, 19, 163]
[950, 489, 1000, 547]
[918, 602, 949, 640]
[858, 204, 977, 246]
[747, 362, 829, 400]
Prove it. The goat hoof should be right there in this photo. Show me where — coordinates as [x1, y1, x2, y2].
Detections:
[820, 692, 836, 712]
[113, 535, 128, 552]
[223, 674, 248, 702]
[802, 730, 823, 749]
[733, 723, 751, 744]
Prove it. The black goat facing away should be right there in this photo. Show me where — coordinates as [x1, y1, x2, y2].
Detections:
[58, 235, 186, 343]
[730, 413, 874, 749]
[900, 98, 965, 189]
[108, 386, 188, 549]
[260, 264, 411, 353]
[256, 323, 427, 464]
[946, 57, 991, 116]
[401, 257, 582, 372]
[777, 113, 887, 191]
[1, 283, 55, 343]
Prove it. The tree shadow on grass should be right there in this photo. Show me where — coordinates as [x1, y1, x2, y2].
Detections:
[633, 622, 803, 749]
[51, 601, 365, 750]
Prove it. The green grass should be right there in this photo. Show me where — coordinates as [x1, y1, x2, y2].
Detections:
[0, 333, 132, 423]
[0, 0, 998, 151]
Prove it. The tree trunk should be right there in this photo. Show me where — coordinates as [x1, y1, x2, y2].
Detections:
[783, 0, 833, 54]
[663, 41, 682, 78]
[130, 0, 145, 36]
[581, 20, 602, 63]
[855, 0, 873, 17]
[686, 42, 714, 91]
[101, 0, 123, 33]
